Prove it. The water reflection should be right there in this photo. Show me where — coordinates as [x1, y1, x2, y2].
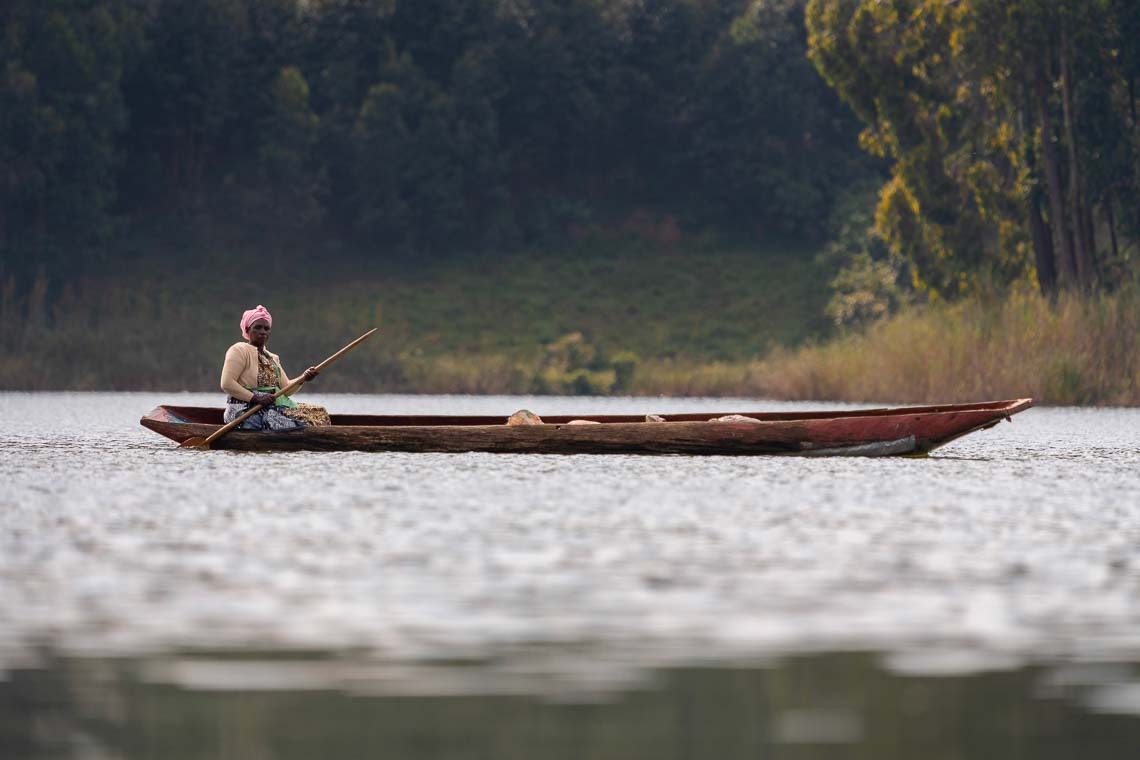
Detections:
[4, 653, 1140, 760]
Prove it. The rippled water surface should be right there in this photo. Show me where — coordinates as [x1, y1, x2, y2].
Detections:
[3, 392, 1139, 758]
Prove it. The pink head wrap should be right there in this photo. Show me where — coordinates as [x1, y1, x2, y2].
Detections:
[240, 305, 273, 339]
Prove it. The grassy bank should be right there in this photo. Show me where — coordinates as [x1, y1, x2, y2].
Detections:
[0, 240, 831, 393]
[6, 241, 1135, 404]
[631, 290, 1140, 405]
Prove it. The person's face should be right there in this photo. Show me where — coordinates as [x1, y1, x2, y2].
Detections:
[248, 319, 271, 347]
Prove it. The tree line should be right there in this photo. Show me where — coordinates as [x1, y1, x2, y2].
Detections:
[0, 0, 869, 281]
[807, 0, 1140, 298]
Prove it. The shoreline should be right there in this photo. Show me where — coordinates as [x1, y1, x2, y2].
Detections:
[4, 288, 1136, 406]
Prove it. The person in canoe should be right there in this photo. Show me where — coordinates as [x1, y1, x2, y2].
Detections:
[220, 305, 331, 430]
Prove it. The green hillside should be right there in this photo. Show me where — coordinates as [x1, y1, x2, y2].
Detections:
[0, 240, 833, 393]
[357, 242, 830, 359]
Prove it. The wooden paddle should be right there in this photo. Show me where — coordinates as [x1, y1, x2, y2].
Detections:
[181, 327, 378, 449]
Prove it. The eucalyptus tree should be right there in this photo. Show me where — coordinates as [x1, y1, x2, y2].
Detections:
[807, 0, 1140, 297]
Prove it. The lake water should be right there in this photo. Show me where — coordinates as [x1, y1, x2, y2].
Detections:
[2, 392, 1139, 758]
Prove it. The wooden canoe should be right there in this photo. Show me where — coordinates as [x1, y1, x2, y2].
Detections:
[139, 398, 1033, 456]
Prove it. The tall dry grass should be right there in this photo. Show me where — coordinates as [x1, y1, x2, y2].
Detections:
[634, 289, 1140, 404]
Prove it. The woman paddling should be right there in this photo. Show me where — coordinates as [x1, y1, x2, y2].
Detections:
[220, 305, 331, 430]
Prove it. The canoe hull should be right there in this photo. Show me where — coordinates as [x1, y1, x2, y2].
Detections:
[139, 399, 1033, 456]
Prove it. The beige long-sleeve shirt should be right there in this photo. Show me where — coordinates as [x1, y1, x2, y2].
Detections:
[220, 342, 300, 401]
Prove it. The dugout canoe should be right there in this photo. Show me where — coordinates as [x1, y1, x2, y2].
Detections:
[139, 398, 1033, 456]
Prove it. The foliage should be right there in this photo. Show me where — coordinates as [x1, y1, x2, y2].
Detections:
[816, 181, 910, 328]
[243, 65, 324, 232]
[530, 332, 639, 395]
[1, 0, 868, 280]
[806, 0, 1140, 298]
[0, 0, 136, 277]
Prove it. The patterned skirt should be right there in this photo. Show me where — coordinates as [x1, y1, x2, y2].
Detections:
[223, 400, 332, 431]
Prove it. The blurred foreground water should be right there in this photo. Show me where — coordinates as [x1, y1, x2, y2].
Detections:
[2, 392, 1139, 758]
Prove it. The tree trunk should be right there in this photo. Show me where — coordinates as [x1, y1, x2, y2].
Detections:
[1129, 75, 1137, 127]
[1059, 28, 1093, 291]
[1083, 202, 1098, 281]
[1027, 193, 1057, 296]
[1022, 80, 1057, 295]
[1105, 193, 1119, 265]
[1035, 60, 1076, 289]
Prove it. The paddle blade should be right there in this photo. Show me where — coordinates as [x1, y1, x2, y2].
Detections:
[180, 437, 210, 449]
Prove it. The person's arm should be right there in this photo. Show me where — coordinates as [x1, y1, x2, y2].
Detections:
[220, 345, 254, 401]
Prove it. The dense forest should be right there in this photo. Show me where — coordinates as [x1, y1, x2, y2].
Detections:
[1, 0, 869, 282]
[5, 0, 1140, 297]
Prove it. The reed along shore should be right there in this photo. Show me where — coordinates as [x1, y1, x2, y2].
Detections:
[635, 290, 1140, 406]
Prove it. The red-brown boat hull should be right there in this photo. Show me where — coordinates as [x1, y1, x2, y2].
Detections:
[139, 399, 1033, 455]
